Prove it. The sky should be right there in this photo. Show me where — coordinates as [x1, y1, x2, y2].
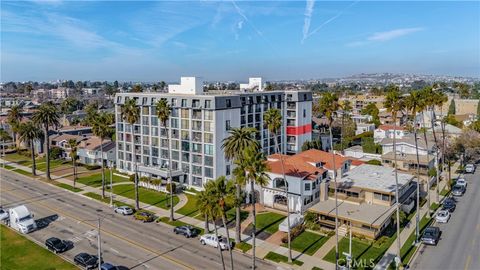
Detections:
[1, 0, 479, 82]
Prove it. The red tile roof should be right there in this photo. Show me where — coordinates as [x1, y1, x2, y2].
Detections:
[378, 124, 405, 131]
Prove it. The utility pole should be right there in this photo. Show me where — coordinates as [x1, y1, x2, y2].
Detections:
[348, 220, 352, 270]
[97, 218, 102, 270]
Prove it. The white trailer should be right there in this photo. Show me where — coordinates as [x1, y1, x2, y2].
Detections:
[8, 205, 37, 234]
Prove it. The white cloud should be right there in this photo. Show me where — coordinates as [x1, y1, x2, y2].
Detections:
[302, 0, 315, 43]
[237, 20, 244, 30]
[368, 27, 424, 42]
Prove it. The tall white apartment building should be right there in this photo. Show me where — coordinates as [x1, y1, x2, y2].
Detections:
[115, 77, 312, 189]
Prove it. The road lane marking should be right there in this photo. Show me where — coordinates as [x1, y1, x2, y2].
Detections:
[2, 175, 194, 270]
[464, 255, 472, 270]
[111, 248, 120, 254]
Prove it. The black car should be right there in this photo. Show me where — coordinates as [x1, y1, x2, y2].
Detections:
[421, 226, 440, 245]
[442, 198, 456, 212]
[45, 237, 73, 253]
[74, 253, 102, 269]
[174, 225, 199, 238]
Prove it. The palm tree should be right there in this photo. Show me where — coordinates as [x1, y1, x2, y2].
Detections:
[0, 129, 12, 168]
[207, 176, 236, 270]
[384, 87, 405, 267]
[7, 105, 23, 148]
[67, 138, 79, 187]
[235, 146, 269, 270]
[32, 102, 59, 180]
[221, 127, 259, 243]
[419, 87, 434, 214]
[431, 91, 448, 202]
[17, 122, 42, 176]
[155, 99, 174, 221]
[197, 186, 226, 270]
[120, 98, 141, 209]
[316, 92, 341, 267]
[263, 108, 293, 262]
[340, 100, 353, 154]
[92, 113, 114, 198]
[436, 92, 449, 189]
[404, 90, 424, 243]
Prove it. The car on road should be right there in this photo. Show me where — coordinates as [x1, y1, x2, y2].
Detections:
[421, 226, 441, 245]
[45, 237, 73, 253]
[74, 253, 102, 269]
[101, 262, 118, 270]
[199, 234, 232, 250]
[442, 198, 456, 212]
[435, 210, 451, 223]
[174, 225, 199, 238]
[133, 211, 154, 222]
[114, 206, 134, 215]
[465, 164, 475, 173]
[456, 178, 467, 188]
[451, 184, 466, 196]
[0, 208, 8, 222]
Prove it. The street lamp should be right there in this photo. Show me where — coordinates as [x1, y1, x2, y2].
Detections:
[345, 210, 359, 270]
[82, 214, 112, 270]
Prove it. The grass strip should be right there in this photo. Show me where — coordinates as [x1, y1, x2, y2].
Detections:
[55, 183, 83, 193]
[264, 251, 303, 266]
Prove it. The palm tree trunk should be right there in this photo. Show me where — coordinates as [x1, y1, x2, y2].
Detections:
[429, 108, 440, 203]
[274, 134, 292, 263]
[101, 141, 105, 198]
[73, 157, 76, 188]
[251, 180, 256, 270]
[166, 123, 174, 222]
[133, 134, 139, 210]
[30, 139, 36, 176]
[329, 126, 339, 268]
[421, 112, 431, 217]
[413, 124, 421, 243]
[213, 221, 226, 270]
[45, 126, 51, 180]
[205, 214, 210, 233]
[235, 184, 241, 243]
[393, 114, 402, 267]
[222, 214, 234, 270]
[441, 109, 447, 190]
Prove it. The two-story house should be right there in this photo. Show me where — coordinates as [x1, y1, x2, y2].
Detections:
[49, 134, 85, 160]
[374, 124, 408, 143]
[77, 136, 116, 166]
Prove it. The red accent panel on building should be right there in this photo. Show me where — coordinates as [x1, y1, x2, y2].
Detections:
[286, 124, 312, 135]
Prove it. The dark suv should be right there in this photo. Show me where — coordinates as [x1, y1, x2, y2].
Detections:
[174, 225, 199, 238]
[442, 198, 456, 212]
[45, 237, 72, 253]
[74, 253, 102, 269]
[421, 226, 440, 245]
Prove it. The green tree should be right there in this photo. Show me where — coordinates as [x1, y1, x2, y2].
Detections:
[340, 100, 353, 153]
[92, 113, 114, 198]
[301, 140, 322, 151]
[366, 159, 382, 166]
[221, 127, 259, 243]
[132, 85, 143, 93]
[120, 98, 141, 209]
[67, 138, 79, 187]
[448, 99, 456, 115]
[234, 146, 269, 270]
[0, 129, 12, 167]
[155, 98, 174, 221]
[384, 87, 405, 266]
[361, 103, 381, 127]
[17, 122, 42, 175]
[263, 108, 292, 262]
[7, 105, 23, 148]
[32, 102, 59, 180]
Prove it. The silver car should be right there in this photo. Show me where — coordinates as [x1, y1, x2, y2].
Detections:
[114, 206, 134, 215]
[435, 210, 450, 223]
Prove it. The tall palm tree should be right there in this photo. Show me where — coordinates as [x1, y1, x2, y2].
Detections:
[67, 138, 79, 187]
[17, 121, 42, 176]
[436, 92, 449, 189]
[263, 108, 293, 262]
[92, 113, 114, 198]
[207, 176, 236, 270]
[120, 98, 141, 209]
[405, 90, 424, 243]
[32, 102, 59, 180]
[221, 127, 259, 243]
[431, 91, 447, 202]
[316, 92, 341, 267]
[155, 99, 174, 221]
[235, 146, 269, 270]
[0, 129, 12, 168]
[419, 87, 434, 214]
[340, 100, 353, 154]
[197, 186, 226, 270]
[7, 105, 23, 148]
[384, 87, 405, 267]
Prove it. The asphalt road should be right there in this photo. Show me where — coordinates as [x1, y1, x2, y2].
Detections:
[0, 169, 275, 270]
[410, 169, 480, 270]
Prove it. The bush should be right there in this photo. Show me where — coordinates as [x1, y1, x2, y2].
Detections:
[366, 159, 382, 166]
[85, 164, 101, 170]
[166, 182, 177, 194]
[49, 146, 63, 159]
[129, 174, 136, 182]
[281, 225, 305, 243]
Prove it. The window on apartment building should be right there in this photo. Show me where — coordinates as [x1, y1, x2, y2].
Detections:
[172, 151, 179, 161]
[225, 120, 231, 131]
[181, 119, 189, 129]
[192, 154, 202, 164]
[204, 121, 213, 132]
[181, 141, 190, 151]
[192, 109, 202, 119]
[287, 94, 293, 101]
[205, 156, 213, 166]
[142, 97, 147, 105]
[172, 98, 177, 106]
[171, 129, 179, 139]
[181, 109, 189, 118]
[182, 163, 190, 173]
[312, 182, 316, 190]
[305, 183, 311, 191]
[143, 126, 149, 135]
[172, 108, 179, 117]
[226, 99, 232, 108]
[181, 99, 187, 107]
[205, 100, 211, 108]
[204, 144, 214, 155]
[304, 94, 307, 100]
[152, 147, 159, 157]
[204, 110, 213, 120]
[192, 177, 202, 187]
[205, 167, 213, 178]
[303, 109, 306, 118]
[192, 132, 202, 142]
[192, 165, 202, 176]
[172, 161, 179, 171]
[117, 96, 121, 103]
[203, 133, 213, 144]
[182, 153, 190, 162]
[192, 143, 202, 153]
[374, 192, 390, 201]
[170, 119, 178, 129]
[181, 130, 189, 140]
[192, 99, 200, 107]
[151, 117, 158, 126]
[192, 121, 202, 131]
[226, 165, 231, 176]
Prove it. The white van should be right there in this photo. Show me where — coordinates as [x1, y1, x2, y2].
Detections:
[9, 205, 37, 234]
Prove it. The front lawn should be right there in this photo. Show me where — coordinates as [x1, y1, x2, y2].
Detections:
[235, 241, 252, 253]
[113, 184, 179, 209]
[1, 225, 77, 269]
[264, 251, 303, 266]
[253, 212, 286, 235]
[176, 193, 199, 217]
[77, 171, 131, 187]
[35, 159, 68, 171]
[323, 237, 371, 266]
[285, 231, 330, 255]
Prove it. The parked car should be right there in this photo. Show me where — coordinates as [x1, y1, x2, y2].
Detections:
[421, 226, 441, 245]
[435, 210, 451, 223]
[199, 234, 231, 250]
[45, 237, 73, 253]
[174, 225, 199, 238]
[133, 211, 154, 222]
[456, 178, 467, 188]
[442, 198, 456, 212]
[451, 184, 466, 196]
[465, 164, 475, 173]
[74, 253, 102, 269]
[114, 206, 134, 215]
[101, 262, 118, 270]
